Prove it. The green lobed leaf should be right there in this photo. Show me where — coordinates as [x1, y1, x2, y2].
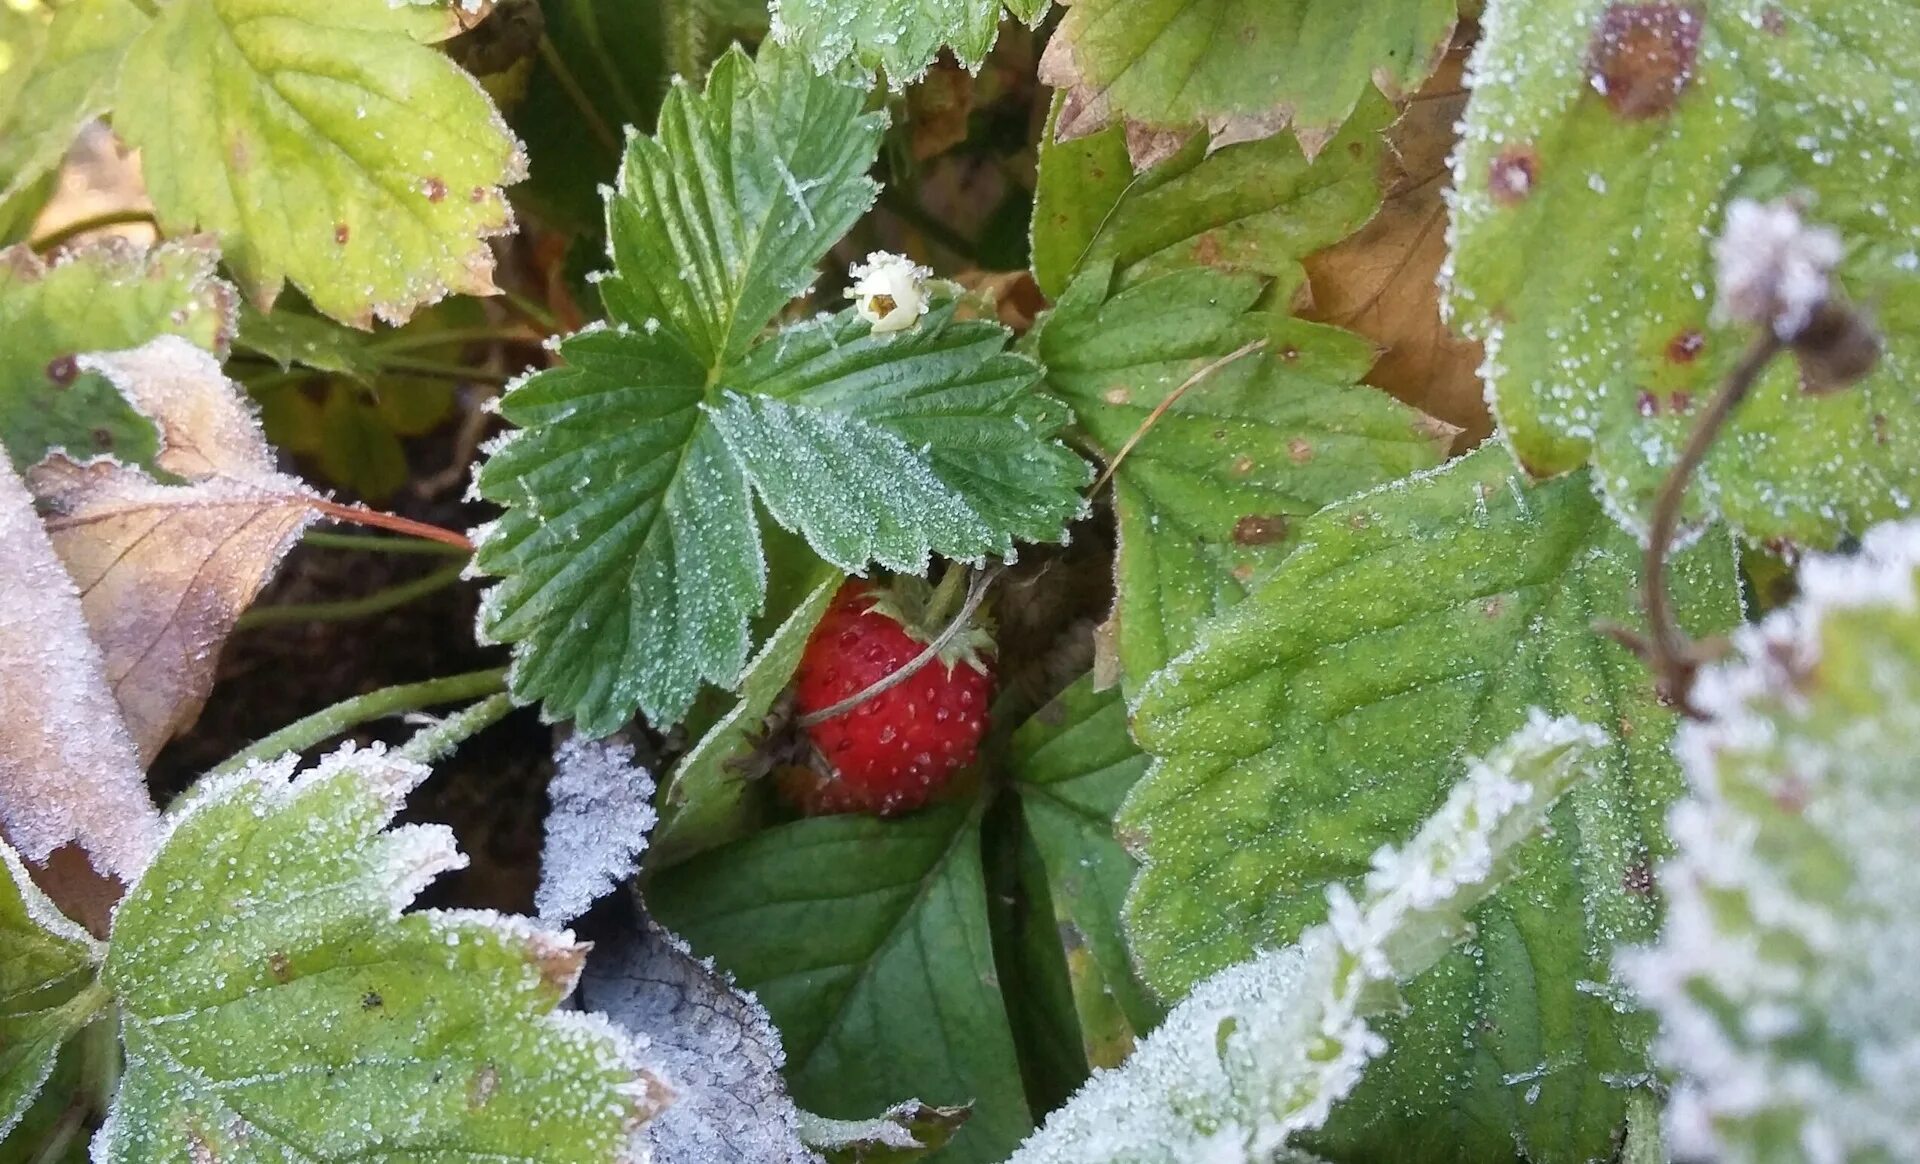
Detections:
[98, 744, 655, 1163]
[1008, 675, 1162, 1066]
[475, 44, 1088, 737]
[0, 238, 236, 470]
[649, 805, 1034, 1164]
[0, 0, 141, 226]
[771, 0, 1046, 82]
[1125, 446, 1744, 1163]
[1448, 0, 1920, 546]
[1625, 520, 1920, 1163]
[1034, 264, 1451, 691]
[110, 0, 524, 327]
[1031, 92, 1391, 299]
[0, 842, 104, 1142]
[1039, 0, 1454, 148]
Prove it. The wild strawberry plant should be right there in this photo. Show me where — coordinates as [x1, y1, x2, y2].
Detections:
[3, 1, 1920, 1162]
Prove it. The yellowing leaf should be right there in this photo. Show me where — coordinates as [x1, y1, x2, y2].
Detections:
[0, 456, 156, 879]
[29, 336, 322, 764]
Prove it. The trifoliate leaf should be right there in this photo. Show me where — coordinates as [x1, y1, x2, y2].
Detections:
[0, 0, 141, 226]
[109, 0, 525, 326]
[0, 239, 235, 470]
[98, 743, 663, 1163]
[0, 839, 105, 1141]
[1030, 91, 1389, 299]
[1126, 446, 1743, 1163]
[1008, 676, 1162, 1067]
[770, 0, 1045, 82]
[30, 339, 322, 765]
[1033, 264, 1450, 691]
[1624, 520, 1920, 1163]
[1008, 713, 1606, 1164]
[475, 44, 1088, 736]
[649, 805, 1034, 1164]
[1038, 0, 1454, 154]
[0, 457, 157, 880]
[1448, 0, 1920, 546]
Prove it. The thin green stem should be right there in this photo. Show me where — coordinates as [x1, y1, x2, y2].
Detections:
[397, 693, 516, 765]
[365, 355, 512, 384]
[368, 325, 543, 354]
[211, 668, 508, 776]
[31, 209, 157, 252]
[236, 563, 466, 630]
[301, 529, 472, 556]
[539, 34, 622, 158]
[502, 290, 561, 332]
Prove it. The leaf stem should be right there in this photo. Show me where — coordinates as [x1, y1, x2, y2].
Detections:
[301, 529, 472, 556]
[236, 562, 467, 629]
[30, 209, 158, 253]
[210, 668, 508, 775]
[311, 500, 474, 552]
[1089, 339, 1268, 498]
[798, 565, 1003, 728]
[367, 325, 543, 354]
[538, 34, 623, 159]
[396, 693, 517, 764]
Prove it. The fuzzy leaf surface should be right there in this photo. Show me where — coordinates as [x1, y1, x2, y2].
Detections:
[649, 806, 1033, 1164]
[1449, 0, 1920, 545]
[110, 0, 523, 325]
[0, 240, 234, 470]
[1126, 446, 1743, 1162]
[98, 744, 658, 1163]
[0, 842, 102, 1141]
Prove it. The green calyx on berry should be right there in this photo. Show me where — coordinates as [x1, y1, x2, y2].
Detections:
[848, 565, 997, 673]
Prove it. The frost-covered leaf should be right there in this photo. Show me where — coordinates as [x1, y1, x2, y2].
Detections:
[1448, 0, 1920, 545]
[1624, 520, 1920, 1163]
[29, 338, 321, 764]
[649, 805, 1033, 1164]
[1008, 713, 1606, 1164]
[1038, 0, 1454, 154]
[535, 737, 657, 925]
[0, 0, 141, 226]
[1126, 446, 1742, 1162]
[1030, 93, 1388, 299]
[475, 45, 1086, 737]
[1008, 676, 1162, 1066]
[0, 839, 106, 1140]
[1033, 264, 1450, 691]
[799, 1100, 970, 1162]
[652, 566, 842, 866]
[99, 743, 663, 1163]
[109, 0, 524, 325]
[577, 902, 818, 1164]
[0, 457, 156, 880]
[0, 239, 235, 470]
[771, 0, 1045, 82]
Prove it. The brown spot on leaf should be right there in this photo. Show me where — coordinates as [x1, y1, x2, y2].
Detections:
[46, 355, 77, 386]
[1618, 714, 1636, 738]
[268, 952, 293, 982]
[1666, 328, 1706, 363]
[1230, 563, 1255, 583]
[1669, 390, 1694, 413]
[1230, 454, 1255, 476]
[1760, 4, 1788, 33]
[333, 223, 350, 245]
[1482, 596, 1505, 619]
[1287, 437, 1314, 464]
[1103, 385, 1131, 406]
[422, 177, 447, 203]
[1635, 390, 1659, 417]
[1191, 233, 1224, 267]
[468, 1063, 501, 1110]
[1232, 514, 1289, 545]
[1624, 859, 1655, 896]
[470, 186, 488, 203]
[90, 428, 114, 452]
[1874, 413, 1891, 444]
[1588, 3, 1705, 120]
[361, 990, 384, 1010]
[1489, 146, 1539, 206]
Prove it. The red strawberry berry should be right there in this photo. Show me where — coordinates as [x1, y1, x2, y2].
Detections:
[788, 577, 995, 816]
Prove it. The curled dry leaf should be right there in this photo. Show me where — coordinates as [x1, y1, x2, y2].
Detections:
[28, 336, 323, 764]
[0, 456, 157, 880]
[1301, 41, 1489, 445]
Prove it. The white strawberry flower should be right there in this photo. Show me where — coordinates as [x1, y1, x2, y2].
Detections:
[847, 251, 932, 334]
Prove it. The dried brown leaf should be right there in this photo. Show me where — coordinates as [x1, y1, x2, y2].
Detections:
[0, 456, 157, 879]
[1301, 42, 1491, 445]
[29, 337, 322, 764]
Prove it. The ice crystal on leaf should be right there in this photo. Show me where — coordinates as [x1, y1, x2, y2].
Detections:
[536, 737, 657, 925]
[1006, 713, 1605, 1164]
[771, 0, 1050, 84]
[1626, 519, 1920, 1163]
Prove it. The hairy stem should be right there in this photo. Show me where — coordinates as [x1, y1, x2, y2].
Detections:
[310, 500, 474, 552]
[1089, 339, 1268, 498]
[236, 563, 466, 629]
[301, 529, 472, 556]
[396, 693, 517, 765]
[211, 668, 508, 775]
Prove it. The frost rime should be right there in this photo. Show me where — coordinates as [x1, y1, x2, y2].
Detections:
[536, 737, 658, 924]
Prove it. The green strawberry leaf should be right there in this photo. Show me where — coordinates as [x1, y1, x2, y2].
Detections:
[0, 0, 141, 227]
[648, 804, 1034, 1164]
[109, 0, 523, 327]
[1007, 675, 1161, 1067]
[0, 239, 236, 470]
[1034, 263, 1451, 690]
[234, 304, 381, 384]
[0, 842, 105, 1141]
[1126, 445, 1743, 1163]
[1030, 91, 1390, 299]
[1448, 0, 1920, 547]
[98, 744, 657, 1163]
[475, 44, 1087, 737]
[1627, 521, 1920, 1162]
[771, 0, 1048, 82]
[1039, 0, 1453, 150]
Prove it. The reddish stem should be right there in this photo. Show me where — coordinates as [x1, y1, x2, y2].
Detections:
[311, 500, 474, 553]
